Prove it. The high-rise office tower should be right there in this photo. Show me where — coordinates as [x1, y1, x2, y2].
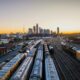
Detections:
[28, 28, 33, 34]
[33, 26, 36, 34]
[39, 27, 44, 34]
[57, 27, 59, 35]
[36, 24, 39, 34]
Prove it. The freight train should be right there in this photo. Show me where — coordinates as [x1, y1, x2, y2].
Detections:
[29, 45, 43, 80]
[44, 44, 60, 80]
[10, 48, 36, 80]
[0, 54, 25, 80]
[0, 40, 42, 80]
[61, 42, 80, 60]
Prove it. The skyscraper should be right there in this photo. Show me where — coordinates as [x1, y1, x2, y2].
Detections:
[28, 28, 33, 34]
[57, 27, 59, 35]
[44, 29, 50, 34]
[39, 27, 44, 34]
[36, 24, 39, 34]
[33, 26, 36, 34]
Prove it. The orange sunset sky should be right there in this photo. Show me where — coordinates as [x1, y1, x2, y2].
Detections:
[0, 0, 80, 34]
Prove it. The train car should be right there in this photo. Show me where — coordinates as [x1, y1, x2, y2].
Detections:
[61, 42, 80, 60]
[26, 42, 37, 54]
[45, 56, 60, 80]
[26, 48, 30, 53]
[0, 62, 6, 69]
[44, 44, 50, 57]
[61, 42, 68, 49]
[29, 45, 43, 80]
[25, 40, 41, 54]
[29, 60, 42, 80]
[71, 47, 80, 60]
[61, 42, 76, 57]
[33, 40, 42, 48]
[35, 45, 43, 61]
[11, 48, 37, 80]
[27, 48, 36, 57]
[35, 50, 43, 61]
[0, 54, 25, 80]
[44, 43, 60, 80]
[38, 45, 43, 51]
[44, 44, 49, 52]
[10, 57, 33, 80]
[48, 45, 54, 55]
[30, 40, 42, 50]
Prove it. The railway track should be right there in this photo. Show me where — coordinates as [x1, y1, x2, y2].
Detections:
[52, 44, 80, 80]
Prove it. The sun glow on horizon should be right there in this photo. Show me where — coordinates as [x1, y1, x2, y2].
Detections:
[0, 0, 80, 34]
[0, 26, 80, 34]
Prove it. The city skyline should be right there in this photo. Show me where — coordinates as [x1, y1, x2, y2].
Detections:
[0, 0, 80, 34]
[28, 24, 52, 34]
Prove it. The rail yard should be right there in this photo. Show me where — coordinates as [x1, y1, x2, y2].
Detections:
[0, 37, 80, 80]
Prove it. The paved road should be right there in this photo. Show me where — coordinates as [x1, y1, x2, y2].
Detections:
[0, 45, 22, 63]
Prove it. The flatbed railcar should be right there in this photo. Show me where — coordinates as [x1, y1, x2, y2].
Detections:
[0, 54, 25, 80]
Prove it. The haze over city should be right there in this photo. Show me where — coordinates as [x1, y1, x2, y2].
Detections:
[0, 1, 80, 80]
[0, 0, 80, 34]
